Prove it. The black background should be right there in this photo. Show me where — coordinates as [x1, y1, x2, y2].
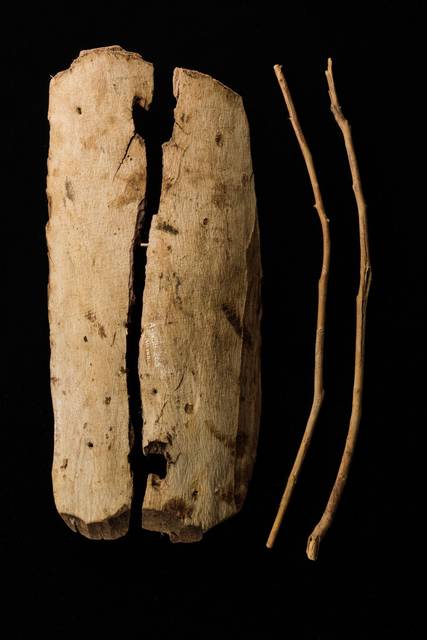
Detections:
[5, 1, 423, 637]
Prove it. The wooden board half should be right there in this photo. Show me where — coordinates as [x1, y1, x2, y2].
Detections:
[140, 68, 262, 542]
[47, 46, 153, 539]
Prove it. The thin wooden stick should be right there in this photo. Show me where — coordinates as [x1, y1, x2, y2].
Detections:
[266, 65, 331, 549]
[306, 58, 372, 561]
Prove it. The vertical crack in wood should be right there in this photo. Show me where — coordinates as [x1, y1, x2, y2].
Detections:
[127, 65, 176, 533]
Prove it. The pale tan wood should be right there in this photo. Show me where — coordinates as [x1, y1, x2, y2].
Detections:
[46, 46, 154, 539]
[140, 68, 262, 541]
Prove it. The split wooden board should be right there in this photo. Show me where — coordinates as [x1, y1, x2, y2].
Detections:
[47, 46, 261, 541]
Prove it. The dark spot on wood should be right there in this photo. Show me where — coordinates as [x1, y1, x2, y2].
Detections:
[98, 324, 107, 339]
[242, 325, 253, 347]
[109, 427, 113, 432]
[120, 366, 127, 374]
[206, 420, 234, 449]
[50, 376, 59, 385]
[202, 217, 209, 225]
[222, 303, 242, 337]
[174, 274, 183, 305]
[215, 131, 223, 146]
[236, 432, 248, 458]
[104, 396, 111, 405]
[192, 490, 198, 499]
[83, 336, 88, 342]
[156, 220, 179, 235]
[164, 498, 193, 520]
[151, 475, 161, 488]
[65, 179, 74, 201]
[211, 182, 227, 208]
[152, 388, 158, 395]
[87, 441, 94, 448]
[167, 245, 172, 252]
[219, 485, 235, 505]
[83, 422, 88, 430]
[184, 403, 193, 414]
[86, 310, 107, 339]
[60, 458, 68, 470]
[108, 444, 112, 450]
[76, 106, 82, 114]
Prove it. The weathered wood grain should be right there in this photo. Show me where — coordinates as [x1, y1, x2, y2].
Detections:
[140, 68, 262, 541]
[46, 46, 153, 539]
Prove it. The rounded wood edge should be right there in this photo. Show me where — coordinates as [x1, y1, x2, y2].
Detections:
[60, 505, 130, 540]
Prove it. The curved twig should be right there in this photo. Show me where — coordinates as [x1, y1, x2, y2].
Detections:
[267, 65, 331, 549]
[306, 58, 372, 561]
